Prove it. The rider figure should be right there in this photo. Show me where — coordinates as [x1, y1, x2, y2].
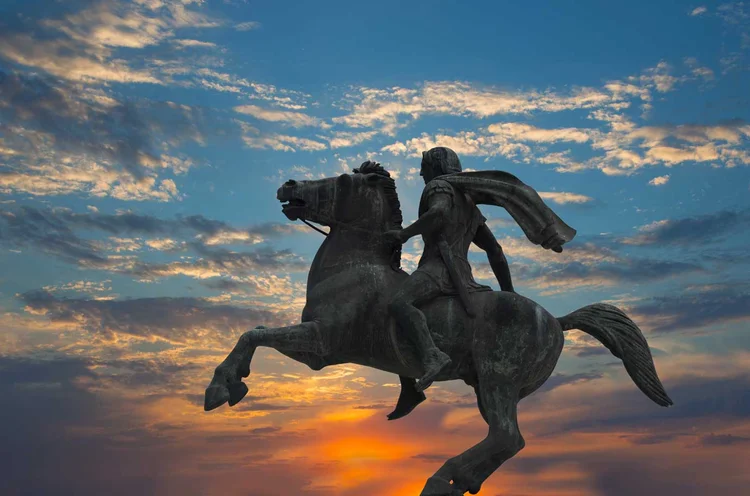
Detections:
[385, 147, 515, 408]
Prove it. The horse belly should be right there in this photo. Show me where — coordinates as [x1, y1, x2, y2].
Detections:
[424, 292, 564, 389]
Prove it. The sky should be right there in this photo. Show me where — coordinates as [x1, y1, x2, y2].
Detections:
[0, 0, 749, 495]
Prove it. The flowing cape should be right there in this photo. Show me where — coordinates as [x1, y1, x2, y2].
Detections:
[440, 171, 577, 249]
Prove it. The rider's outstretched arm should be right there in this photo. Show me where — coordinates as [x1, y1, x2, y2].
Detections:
[473, 223, 514, 292]
[399, 194, 452, 242]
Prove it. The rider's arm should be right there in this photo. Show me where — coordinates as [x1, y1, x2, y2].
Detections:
[473, 223, 514, 292]
[399, 193, 452, 242]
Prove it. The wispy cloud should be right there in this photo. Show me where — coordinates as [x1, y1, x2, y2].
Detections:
[0, 0, 220, 84]
[627, 283, 750, 333]
[18, 290, 287, 345]
[238, 122, 328, 152]
[648, 174, 670, 186]
[620, 208, 750, 246]
[234, 105, 327, 128]
[0, 206, 307, 287]
[234, 21, 261, 31]
[0, 70, 222, 200]
[538, 191, 594, 204]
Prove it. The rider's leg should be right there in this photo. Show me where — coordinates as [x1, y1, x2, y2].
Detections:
[388, 271, 451, 392]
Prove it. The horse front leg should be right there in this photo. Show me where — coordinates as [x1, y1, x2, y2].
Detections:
[204, 322, 328, 411]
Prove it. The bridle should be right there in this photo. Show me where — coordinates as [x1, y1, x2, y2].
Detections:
[297, 217, 402, 271]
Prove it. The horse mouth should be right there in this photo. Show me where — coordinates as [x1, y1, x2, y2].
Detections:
[280, 198, 306, 220]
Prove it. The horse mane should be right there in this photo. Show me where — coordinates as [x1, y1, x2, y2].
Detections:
[352, 162, 404, 271]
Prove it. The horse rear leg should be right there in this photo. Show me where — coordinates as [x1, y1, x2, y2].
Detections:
[421, 381, 524, 496]
[204, 322, 327, 411]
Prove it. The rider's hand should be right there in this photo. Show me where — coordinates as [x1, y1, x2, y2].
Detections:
[384, 229, 405, 247]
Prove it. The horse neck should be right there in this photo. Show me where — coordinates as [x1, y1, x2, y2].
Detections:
[307, 224, 394, 290]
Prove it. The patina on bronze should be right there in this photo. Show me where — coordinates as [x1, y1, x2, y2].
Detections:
[204, 150, 672, 496]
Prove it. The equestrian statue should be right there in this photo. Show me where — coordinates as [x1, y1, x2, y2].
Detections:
[204, 147, 672, 496]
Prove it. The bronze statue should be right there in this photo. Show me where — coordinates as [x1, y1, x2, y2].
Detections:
[204, 150, 672, 496]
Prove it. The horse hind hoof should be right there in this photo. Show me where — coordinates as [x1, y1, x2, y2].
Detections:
[204, 385, 230, 411]
[227, 382, 249, 406]
[421, 476, 459, 496]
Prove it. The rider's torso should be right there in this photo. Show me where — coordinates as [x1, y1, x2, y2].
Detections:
[417, 178, 490, 294]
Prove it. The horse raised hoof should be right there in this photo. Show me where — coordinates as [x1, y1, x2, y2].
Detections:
[227, 382, 249, 406]
[421, 476, 462, 496]
[204, 384, 230, 411]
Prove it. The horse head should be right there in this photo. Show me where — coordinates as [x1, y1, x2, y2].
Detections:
[277, 161, 402, 233]
[277, 160, 404, 269]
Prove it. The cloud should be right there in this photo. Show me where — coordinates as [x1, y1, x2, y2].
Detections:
[0, 70, 157, 179]
[487, 122, 592, 143]
[18, 290, 286, 344]
[123, 244, 306, 281]
[0, 31, 160, 84]
[326, 131, 379, 149]
[234, 105, 326, 128]
[0, 70, 226, 200]
[699, 433, 750, 446]
[234, 21, 261, 31]
[238, 121, 328, 152]
[334, 81, 626, 135]
[173, 39, 218, 49]
[538, 191, 594, 204]
[684, 57, 715, 81]
[535, 372, 604, 394]
[648, 174, 670, 186]
[0, 0, 220, 84]
[385, 118, 750, 174]
[0, 206, 306, 284]
[627, 283, 750, 333]
[0, 206, 285, 250]
[690, 6, 708, 16]
[201, 274, 299, 298]
[508, 257, 704, 294]
[334, 62, 683, 138]
[0, 354, 335, 496]
[196, 69, 311, 109]
[374, 65, 748, 175]
[620, 208, 750, 246]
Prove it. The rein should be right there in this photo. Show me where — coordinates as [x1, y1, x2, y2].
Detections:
[301, 219, 330, 236]
[299, 217, 382, 237]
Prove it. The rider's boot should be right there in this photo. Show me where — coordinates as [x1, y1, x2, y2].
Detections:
[416, 346, 451, 393]
[387, 376, 426, 420]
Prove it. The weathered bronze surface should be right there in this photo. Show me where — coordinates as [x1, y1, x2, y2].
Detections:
[205, 148, 672, 495]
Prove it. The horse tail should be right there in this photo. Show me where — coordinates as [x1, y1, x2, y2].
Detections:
[557, 303, 673, 407]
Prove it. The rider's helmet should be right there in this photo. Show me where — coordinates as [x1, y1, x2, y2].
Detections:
[422, 147, 462, 177]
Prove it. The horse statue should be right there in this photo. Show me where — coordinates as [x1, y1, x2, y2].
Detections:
[204, 162, 673, 495]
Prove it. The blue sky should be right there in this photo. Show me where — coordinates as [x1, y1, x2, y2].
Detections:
[0, 1, 749, 495]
